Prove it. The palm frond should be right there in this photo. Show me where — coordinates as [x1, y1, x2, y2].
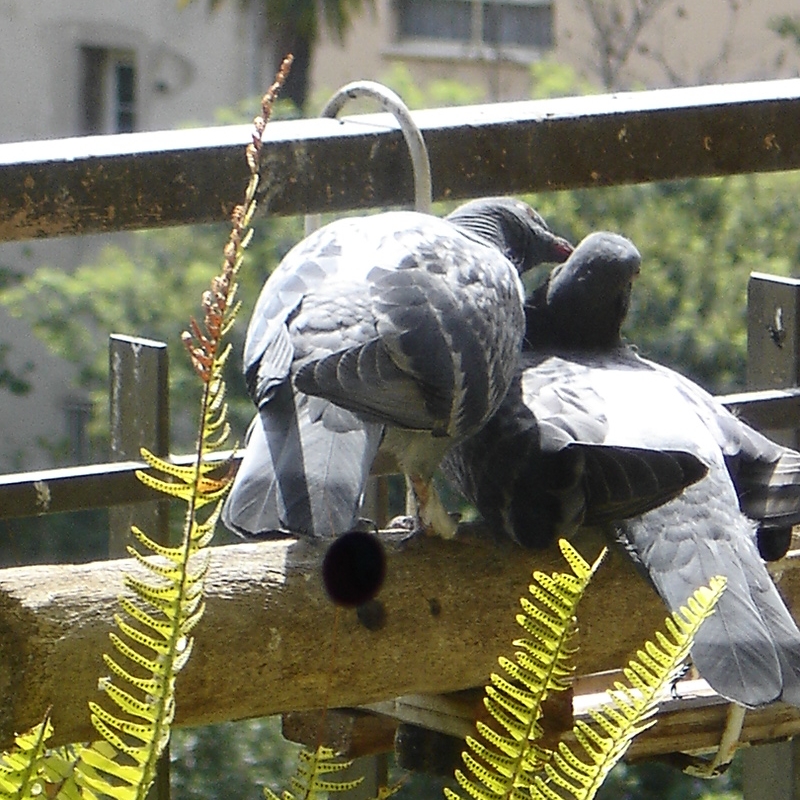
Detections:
[530, 576, 726, 800]
[446, 540, 606, 800]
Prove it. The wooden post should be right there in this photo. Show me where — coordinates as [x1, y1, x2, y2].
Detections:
[108, 333, 170, 556]
[743, 273, 800, 800]
[108, 333, 171, 800]
[746, 273, 800, 445]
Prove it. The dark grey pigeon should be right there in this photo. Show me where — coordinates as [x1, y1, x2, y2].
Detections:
[445, 230, 800, 708]
[444, 233, 707, 547]
[222, 198, 572, 540]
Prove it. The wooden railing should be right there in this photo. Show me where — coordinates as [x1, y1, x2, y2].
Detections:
[3, 78, 800, 791]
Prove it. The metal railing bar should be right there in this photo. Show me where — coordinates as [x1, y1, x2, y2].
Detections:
[1, 78, 799, 243]
[1, 386, 798, 520]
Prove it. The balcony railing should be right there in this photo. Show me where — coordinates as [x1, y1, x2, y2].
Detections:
[2, 79, 800, 787]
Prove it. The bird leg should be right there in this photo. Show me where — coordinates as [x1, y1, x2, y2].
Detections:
[382, 479, 420, 535]
[384, 476, 458, 540]
[410, 474, 458, 539]
[683, 703, 746, 779]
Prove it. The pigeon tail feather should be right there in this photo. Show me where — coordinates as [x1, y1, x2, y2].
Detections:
[223, 383, 383, 538]
[619, 485, 800, 707]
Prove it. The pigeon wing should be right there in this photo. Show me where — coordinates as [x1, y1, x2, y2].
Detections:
[296, 228, 525, 438]
[617, 477, 797, 707]
[223, 382, 383, 538]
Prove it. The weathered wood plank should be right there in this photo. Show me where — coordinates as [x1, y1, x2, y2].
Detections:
[292, 683, 800, 767]
[108, 335, 170, 557]
[719, 387, 800, 431]
[0, 453, 234, 520]
[1, 527, 799, 750]
[1, 78, 799, 242]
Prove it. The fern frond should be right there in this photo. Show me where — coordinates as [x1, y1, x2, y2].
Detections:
[40, 745, 85, 800]
[530, 576, 727, 800]
[263, 747, 363, 800]
[0, 715, 52, 799]
[73, 56, 295, 800]
[448, 540, 606, 800]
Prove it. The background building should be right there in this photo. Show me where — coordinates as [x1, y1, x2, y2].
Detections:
[311, 0, 800, 102]
[1, 0, 799, 472]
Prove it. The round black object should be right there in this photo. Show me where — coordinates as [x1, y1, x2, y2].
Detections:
[322, 531, 386, 607]
[757, 526, 793, 562]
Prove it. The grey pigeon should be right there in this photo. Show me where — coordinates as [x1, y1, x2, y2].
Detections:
[444, 233, 707, 547]
[445, 230, 800, 708]
[222, 198, 572, 540]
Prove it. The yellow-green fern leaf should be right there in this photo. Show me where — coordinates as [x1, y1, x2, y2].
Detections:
[0, 715, 52, 799]
[531, 576, 726, 800]
[40, 745, 85, 800]
[448, 541, 606, 800]
[268, 747, 364, 800]
[72, 63, 290, 800]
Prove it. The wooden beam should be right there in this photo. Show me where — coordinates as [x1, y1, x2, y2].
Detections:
[2, 527, 800, 751]
[719, 387, 800, 431]
[1, 79, 799, 242]
[284, 672, 800, 768]
[0, 453, 235, 520]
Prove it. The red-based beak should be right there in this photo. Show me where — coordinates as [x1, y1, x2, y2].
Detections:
[551, 236, 574, 262]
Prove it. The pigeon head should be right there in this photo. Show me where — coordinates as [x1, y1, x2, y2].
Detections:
[446, 197, 573, 274]
[525, 231, 641, 351]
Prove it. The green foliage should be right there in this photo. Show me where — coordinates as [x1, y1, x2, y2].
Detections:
[524, 171, 800, 393]
[170, 717, 302, 800]
[595, 758, 742, 800]
[770, 14, 800, 48]
[529, 61, 597, 99]
[0, 722, 85, 800]
[6, 174, 800, 437]
[72, 279, 235, 798]
[447, 540, 726, 800]
[531, 578, 726, 800]
[0, 343, 32, 397]
[0, 71, 278, 800]
[0, 217, 302, 453]
[379, 63, 486, 109]
[264, 747, 364, 800]
[447, 541, 606, 800]
[0, 716, 52, 799]
[5, 65, 800, 461]
[68, 133, 260, 798]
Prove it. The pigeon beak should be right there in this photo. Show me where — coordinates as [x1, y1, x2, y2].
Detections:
[551, 235, 574, 263]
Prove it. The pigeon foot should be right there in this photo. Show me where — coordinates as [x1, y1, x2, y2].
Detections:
[410, 475, 458, 539]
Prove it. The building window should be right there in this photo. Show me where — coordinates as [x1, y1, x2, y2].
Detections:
[80, 47, 137, 135]
[395, 0, 553, 51]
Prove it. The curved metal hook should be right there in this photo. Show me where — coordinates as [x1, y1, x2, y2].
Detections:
[305, 80, 432, 235]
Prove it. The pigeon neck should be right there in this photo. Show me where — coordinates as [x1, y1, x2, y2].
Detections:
[524, 284, 630, 352]
[449, 209, 527, 271]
